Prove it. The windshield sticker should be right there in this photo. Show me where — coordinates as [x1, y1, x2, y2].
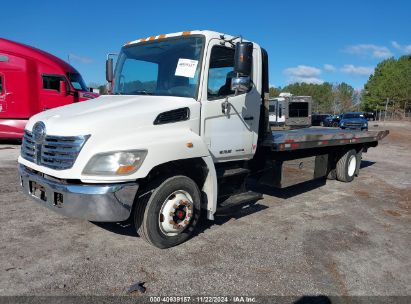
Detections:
[175, 58, 198, 78]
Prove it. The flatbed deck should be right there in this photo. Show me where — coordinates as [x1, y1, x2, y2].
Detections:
[263, 127, 389, 151]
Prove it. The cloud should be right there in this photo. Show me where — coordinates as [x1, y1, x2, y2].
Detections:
[284, 65, 321, 77]
[68, 53, 93, 64]
[341, 64, 374, 76]
[391, 41, 411, 54]
[323, 64, 336, 72]
[343, 44, 393, 58]
[284, 65, 323, 84]
[287, 76, 324, 84]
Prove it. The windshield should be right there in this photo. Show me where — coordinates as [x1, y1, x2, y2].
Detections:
[67, 72, 88, 91]
[343, 113, 363, 119]
[113, 36, 204, 98]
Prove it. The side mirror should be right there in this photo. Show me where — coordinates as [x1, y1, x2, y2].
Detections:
[231, 75, 251, 93]
[106, 58, 113, 83]
[234, 42, 253, 76]
[59, 80, 68, 96]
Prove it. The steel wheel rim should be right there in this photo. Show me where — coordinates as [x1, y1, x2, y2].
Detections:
[159, 190, 194, 236]
[348, 155, 356, 177]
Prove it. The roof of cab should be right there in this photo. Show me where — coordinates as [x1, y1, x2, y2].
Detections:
[0, 38, 79, 74]
[124, 30, 256, 47]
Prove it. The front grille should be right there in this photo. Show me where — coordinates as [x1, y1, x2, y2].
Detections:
[21, 131, 89, 170]
[345, 122, 362, 127]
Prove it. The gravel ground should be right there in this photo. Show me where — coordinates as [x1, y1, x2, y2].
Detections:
[0, 122, 410, 298]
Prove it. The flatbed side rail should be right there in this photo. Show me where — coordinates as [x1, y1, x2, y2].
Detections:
[263, 129, 389, 152]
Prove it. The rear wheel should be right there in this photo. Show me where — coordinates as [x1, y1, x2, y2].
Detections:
[133, 175, 201, 249]
[336, 149, 357, 182]
[327, 168, 337, 180]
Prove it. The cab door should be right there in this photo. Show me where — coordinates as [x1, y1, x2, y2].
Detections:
[200, 40, 261, 162]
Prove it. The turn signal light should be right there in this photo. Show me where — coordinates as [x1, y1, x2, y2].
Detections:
[116, 165, 137, 175]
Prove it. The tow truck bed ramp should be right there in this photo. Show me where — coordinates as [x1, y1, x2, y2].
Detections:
[263, 128, 389, 151]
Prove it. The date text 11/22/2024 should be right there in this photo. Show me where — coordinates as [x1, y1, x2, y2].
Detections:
[149, 296, 257, 303]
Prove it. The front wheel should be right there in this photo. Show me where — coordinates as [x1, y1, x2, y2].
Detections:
[133, 175, 201, 249]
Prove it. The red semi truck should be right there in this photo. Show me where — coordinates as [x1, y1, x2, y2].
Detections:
[0, 38, 98, 139]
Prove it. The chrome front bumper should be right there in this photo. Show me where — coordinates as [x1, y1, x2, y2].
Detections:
[18, 164, 139, 222]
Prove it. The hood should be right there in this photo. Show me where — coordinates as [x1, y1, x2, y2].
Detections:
[341, 118, 367, 124]
[25, 95, 199, 136]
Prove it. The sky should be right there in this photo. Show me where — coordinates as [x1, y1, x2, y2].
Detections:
[1, 0, 410, 90]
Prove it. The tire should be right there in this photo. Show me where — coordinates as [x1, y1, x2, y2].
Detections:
[327, 169, 337, 180]
[133, 175, 201, 249]
[336, 150, 357, 182]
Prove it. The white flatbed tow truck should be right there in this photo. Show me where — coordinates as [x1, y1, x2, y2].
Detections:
[18, 30, 388, 248]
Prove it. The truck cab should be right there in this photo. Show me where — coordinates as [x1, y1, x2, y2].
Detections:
[0, 38, 98, 139]
[18, 31, 388, 248]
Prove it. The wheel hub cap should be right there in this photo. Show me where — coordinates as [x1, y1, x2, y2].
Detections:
[159, 190, 194, 236]
[348, 155, 356, 177]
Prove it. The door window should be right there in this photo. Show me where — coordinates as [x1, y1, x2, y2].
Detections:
[42, 75, 66, 92]
[207, 46, 236, 100]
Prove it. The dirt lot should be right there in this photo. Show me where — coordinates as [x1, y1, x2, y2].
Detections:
[0, 122, 410, 298]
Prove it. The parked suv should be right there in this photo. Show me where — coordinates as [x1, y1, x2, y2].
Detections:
[311, 113, 331, 126]
[324, 114, 341, 127]
[339, 112, 368, 131]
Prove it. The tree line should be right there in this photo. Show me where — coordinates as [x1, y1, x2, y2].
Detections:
[270, 55, 411, 115]
[269, 82, 359, 114]
[362, 55, 411, 114]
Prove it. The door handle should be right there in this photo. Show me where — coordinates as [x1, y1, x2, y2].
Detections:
[221, 97, 229, 114]
[243, 116, 254, 121]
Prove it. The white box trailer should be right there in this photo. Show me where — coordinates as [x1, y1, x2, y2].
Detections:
[268, 97, 286, 126]
[18, 30, 388, 248]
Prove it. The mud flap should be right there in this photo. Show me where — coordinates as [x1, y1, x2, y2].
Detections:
[355, 149, 362, 176]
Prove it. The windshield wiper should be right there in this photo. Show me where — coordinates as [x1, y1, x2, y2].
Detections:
[133, 90, 153, 95]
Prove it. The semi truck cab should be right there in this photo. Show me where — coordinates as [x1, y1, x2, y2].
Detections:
[18, 31, 388, 248]
[0, 38, 98, 139]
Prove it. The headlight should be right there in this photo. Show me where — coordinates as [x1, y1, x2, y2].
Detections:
[340, 121, 345, 126]
[363, 122, 368, 127]
[82, 150, 147, 176]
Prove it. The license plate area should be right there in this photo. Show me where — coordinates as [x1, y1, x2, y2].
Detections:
[29, 181, 47, 202]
